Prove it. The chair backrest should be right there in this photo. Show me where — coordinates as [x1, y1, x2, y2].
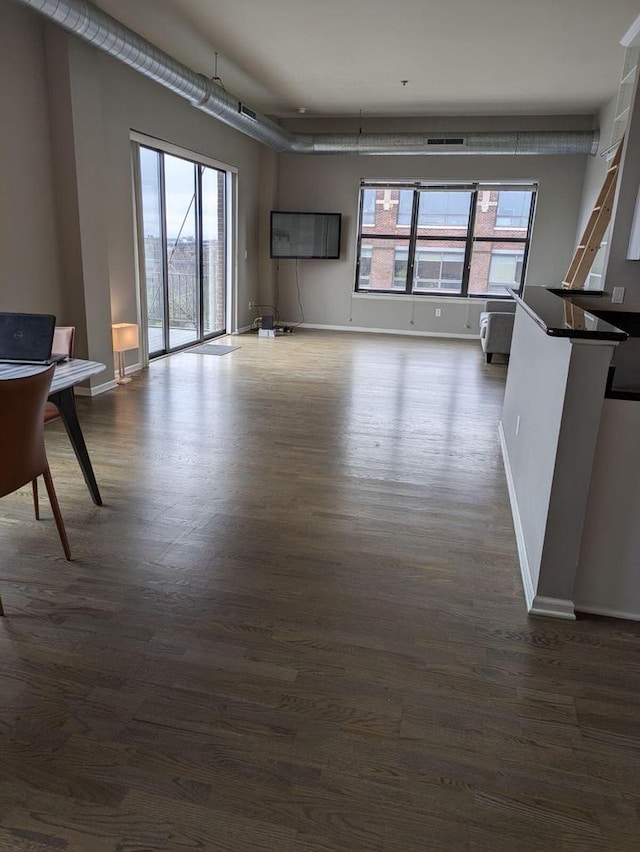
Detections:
[53, 326, 75, 358]
[0, 366, 54, 498]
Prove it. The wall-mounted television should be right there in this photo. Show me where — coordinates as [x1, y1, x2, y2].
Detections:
[270, 211, 341, 259]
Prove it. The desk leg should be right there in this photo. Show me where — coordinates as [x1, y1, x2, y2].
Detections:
[49, 388, 103, 506]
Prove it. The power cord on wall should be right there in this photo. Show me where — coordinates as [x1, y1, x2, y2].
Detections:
[295, 260, 305, 325]
[409, 296, 416, 326]
[274, 262, 280, 314]
[249, 302, 280, 331]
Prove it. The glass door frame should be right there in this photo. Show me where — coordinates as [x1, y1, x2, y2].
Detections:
[131, 132, 237, 366]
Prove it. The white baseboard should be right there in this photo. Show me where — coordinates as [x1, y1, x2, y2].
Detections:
[530, 596, 576, 620]
[574, 603, 640, 621]
[498, 422, 535, 611]
[234, 325, 252, 334]
[75, 362, 142, 397]
[298, 322, 478, 339]
[499, 422, 576, 621]
[75, 380, 116, 397]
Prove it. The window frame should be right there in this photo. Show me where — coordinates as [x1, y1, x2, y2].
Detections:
[413, 246, 466, 292]
[355, 181, 537, 299]
[495, 190, 532, 229]
[358, 244, 373, 288]
[486, 248, 525, 295]
[132, 132, 236, 363]
[417, 190, 472, 228]
[362, 189, 377, 226]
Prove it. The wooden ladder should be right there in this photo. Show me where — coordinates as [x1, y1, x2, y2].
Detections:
[562, 138, 624, 290]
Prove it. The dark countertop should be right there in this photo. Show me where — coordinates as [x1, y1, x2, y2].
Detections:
[508, 286, 628, 342]
[548, 290, 640, 337]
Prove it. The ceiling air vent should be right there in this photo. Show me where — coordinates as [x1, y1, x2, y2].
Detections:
[238, 102, 258, 122]
[427, 137, 466, 146]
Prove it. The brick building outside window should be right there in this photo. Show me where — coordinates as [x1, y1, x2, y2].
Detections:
[355, 183, 536, 297]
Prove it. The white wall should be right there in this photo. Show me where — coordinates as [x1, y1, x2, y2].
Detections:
[59, 33, 271, 375]
[0, 4, 599, 370]
[574, 95, 616, 242]
[501, 72, 640, 621]
[575, 399, 640, 619]
[501, 306, 616, 614]
[0, 3, 64, 316]
[270, 116, 592, 336]
[500, 308, 571, 597]
[1, 5, 272, 380]
[603, 71, 640, 304]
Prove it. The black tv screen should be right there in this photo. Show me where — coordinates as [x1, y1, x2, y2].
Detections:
[270, 211, 341, 259]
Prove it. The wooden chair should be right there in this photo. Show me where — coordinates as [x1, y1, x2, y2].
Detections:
[32, 326, 75, 519]
[0, 366, 71, 613]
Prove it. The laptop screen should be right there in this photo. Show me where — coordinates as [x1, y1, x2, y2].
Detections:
[0, 313, 56, 362]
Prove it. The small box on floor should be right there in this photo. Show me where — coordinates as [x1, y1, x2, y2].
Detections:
[259, 315, 275, 337]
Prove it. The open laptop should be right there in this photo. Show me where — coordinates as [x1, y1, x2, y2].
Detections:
[0, 313, 69, 365]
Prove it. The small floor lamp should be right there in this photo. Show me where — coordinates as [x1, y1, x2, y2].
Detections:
[112, 322, 139, 385]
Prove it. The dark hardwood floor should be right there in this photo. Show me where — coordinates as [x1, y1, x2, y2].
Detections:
[1, 330, 639, 851]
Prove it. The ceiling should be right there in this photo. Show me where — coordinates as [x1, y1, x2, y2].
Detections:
[94, 0, 639, 119]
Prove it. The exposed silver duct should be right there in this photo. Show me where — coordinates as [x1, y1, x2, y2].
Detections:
[291, 131, 598, 156]
[17, 0, 599, 157]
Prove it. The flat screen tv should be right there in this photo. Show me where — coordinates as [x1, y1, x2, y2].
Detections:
[270, 211, 341, 259]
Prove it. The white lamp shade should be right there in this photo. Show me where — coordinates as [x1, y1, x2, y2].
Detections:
[112, 322, 139, 352]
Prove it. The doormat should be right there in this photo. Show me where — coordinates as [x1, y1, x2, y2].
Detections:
[187, 344, 240, 356]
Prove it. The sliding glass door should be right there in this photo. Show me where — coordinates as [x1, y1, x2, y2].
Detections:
[137, 144, 227, 357]
[201, 166, 226, 338]
[165, 154, 198, 350]
[139, 147, 165, 355]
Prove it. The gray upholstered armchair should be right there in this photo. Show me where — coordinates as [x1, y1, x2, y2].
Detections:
[479, 300, 517, 363]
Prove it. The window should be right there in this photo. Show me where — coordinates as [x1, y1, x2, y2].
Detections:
[397, 191, 413, 226]
[418, 191, 471, 227]
[355, 182, 536, 296]
[414, 249, 465, 292]
[358, 246, 372, 287]
[496, 191, 531, 228]
[362, 189, 377, 226]
[393, 248, 409, 290]
[487, 250, 524, 294]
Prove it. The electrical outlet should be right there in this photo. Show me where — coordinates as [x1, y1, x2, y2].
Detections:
[612, 286, 625, 304]
[435, 308, 442, 317]
[248, 300, 255, 310]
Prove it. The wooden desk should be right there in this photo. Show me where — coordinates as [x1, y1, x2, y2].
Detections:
[0, 359, 106, 505]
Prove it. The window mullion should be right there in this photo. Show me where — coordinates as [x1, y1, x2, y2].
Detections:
[159, 154, 170, 353]
[196, 165, 204, 341]
[461, 189, 478, 298]
[519, 191, 537, 295]
[407, 190, 420, 293]
[473, 236, 529, 244]
[355, 191, 366, 291]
